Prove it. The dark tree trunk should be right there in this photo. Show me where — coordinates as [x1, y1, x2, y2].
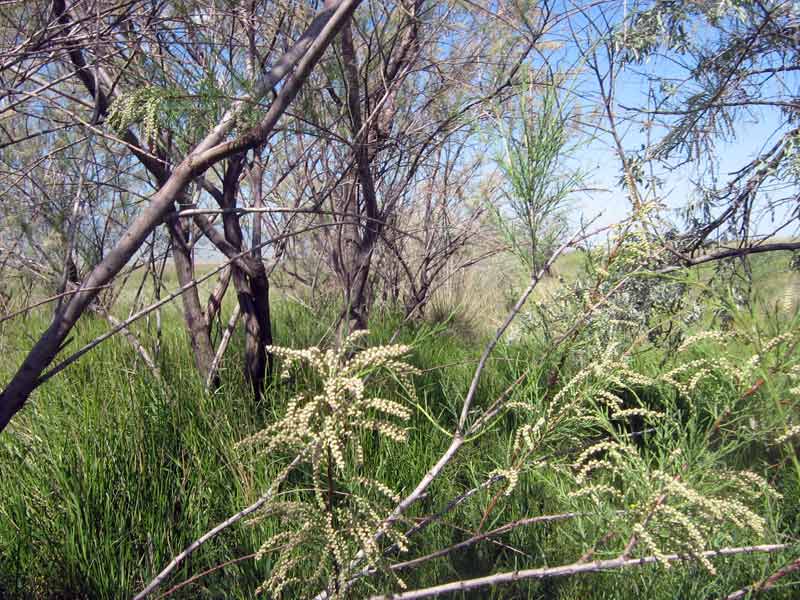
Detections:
[221, 158, 272, 401]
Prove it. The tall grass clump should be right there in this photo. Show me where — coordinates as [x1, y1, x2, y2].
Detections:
[0, 312, 272, 598]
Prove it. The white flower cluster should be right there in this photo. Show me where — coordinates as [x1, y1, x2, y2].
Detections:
[499, 347, 669, 503]
[788, 364, 800, 398]
[776, 424, 800, 444]
[611, 407, 664, 420]
[571, 445, 777, 576]
[595, 390, 624, 410]
[762, 331, 795, 353]
[659, 355, 743, 397]
[512, 417, 546, 453]
[255, 520, 314, 595]
[653, 471, 770, 537]
[677, 330, 736, 353]
[608, 362, 656, 388]
[238, 332, 418, 597]
[572, 440, 633, 494]
[569, 483, 624, 500]
[490, 467, 522, 497]
[240, 336, 418, 468]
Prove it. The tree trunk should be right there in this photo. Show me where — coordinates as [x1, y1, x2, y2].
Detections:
[165, 210, 216, 381]
[221, 159, 272, 401]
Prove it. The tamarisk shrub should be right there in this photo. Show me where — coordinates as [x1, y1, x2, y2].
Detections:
[489, 329, 792, 577]
[236, 331, 419, 597]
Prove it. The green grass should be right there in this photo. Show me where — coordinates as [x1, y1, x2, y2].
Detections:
[0, 254, 799, 599]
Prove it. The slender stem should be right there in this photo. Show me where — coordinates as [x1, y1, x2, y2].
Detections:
[156, 553, 257, 600]
[391, 512, 579, 571]
[205, 304, 241, 390]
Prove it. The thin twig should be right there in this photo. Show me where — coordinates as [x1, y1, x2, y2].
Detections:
[89, 303, 161, 378]
[205, 305, 241, 390]
[0, 284, 114, 325]
[724, 555, 800, 600]
[156, 553, 257, 599]
[391, 512, 579, 571]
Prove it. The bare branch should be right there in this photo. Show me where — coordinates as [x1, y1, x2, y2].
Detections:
[370, 545, 789, 600]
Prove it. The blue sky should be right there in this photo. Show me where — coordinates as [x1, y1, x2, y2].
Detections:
[538, 0, 799, 239]
[570, 69, 791, 234]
